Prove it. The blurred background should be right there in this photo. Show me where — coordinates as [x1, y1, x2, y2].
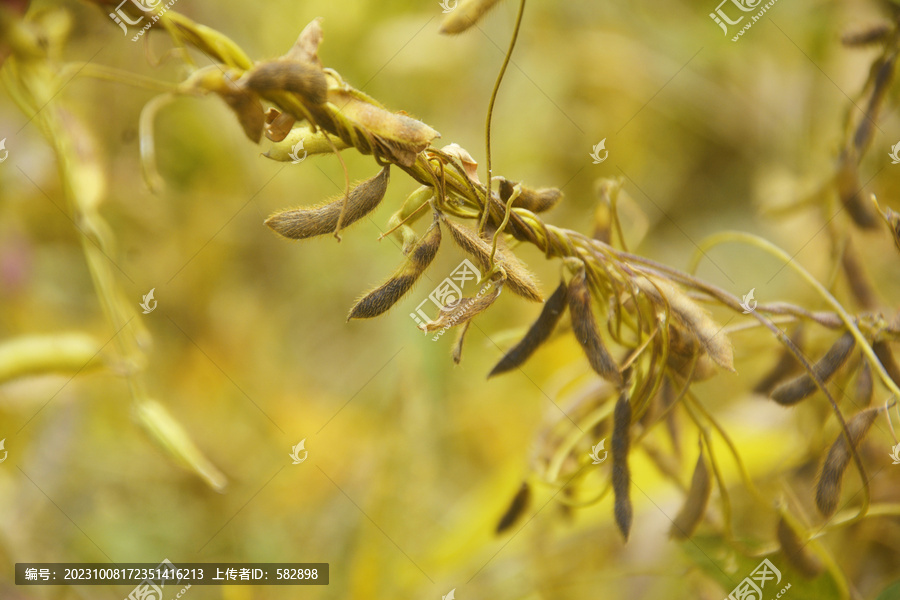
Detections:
[1, 0, 900, 598]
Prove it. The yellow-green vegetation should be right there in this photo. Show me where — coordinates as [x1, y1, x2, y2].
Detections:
[1, 0, 900, 599]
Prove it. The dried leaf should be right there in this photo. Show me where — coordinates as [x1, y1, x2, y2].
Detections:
[264, 109, 296, 142]
[770, 332, 855, 406]
[285, 18, 324, 66]
[489, 281, 568, 377]
[266, 166, 389, 239]
[442, 143, 480, 183]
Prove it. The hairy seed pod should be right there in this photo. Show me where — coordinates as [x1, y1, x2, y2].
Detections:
[753, 327, 805, 394]
[498, 178, 563, 214]
[348, 214, 441, 320]
[440, 0, 504, 34]
[835, 151, 879, 229]
[882, 207, 900, 253]
[856, 359, 873, 406]
[770, 332, 855, 406]
[873, 340, 900, 387]
[496, 482, 531, 534]
[323, 89, 441, 167]
[438, 214, 542, 302]
[636, 276, 734, 371]
[816, 406, 881, 517]
[841, 24, 892, 46]
[489, 281, 568, 377]
[841, 240, 878, 310]
[669, 444, 712, 540]
[266, 167, 390, 240]
[242, 60, 328, 105]
[612, 391, 633, 541]
[776, 516, 824, 578]
[567, 268, 622, 385]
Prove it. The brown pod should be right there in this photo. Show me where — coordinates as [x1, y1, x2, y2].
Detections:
[770, 332, 855, 406]
[835, 151, 878, 229]
[496, 482, 531, 534]
[348, 214, 441, 320]
[669, 445, 711, 540]
[753, 326, 805, 394]
[266, 166, 389, 239]
[242, 60, 328, 105]
[438, 214, 542, 302]
[816, 407, 881, 517]
[873, 340, 900, 388]
[776, 516, 824, 578]
[498, 178, 563, 213]
[567, 268, 622, 385]
[856, 360, 874, 406]
[612, 391, 633, 541]
[882, 207, 900, 253]
[841, 24, 891, 46]
[489, 281, 568, 377]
